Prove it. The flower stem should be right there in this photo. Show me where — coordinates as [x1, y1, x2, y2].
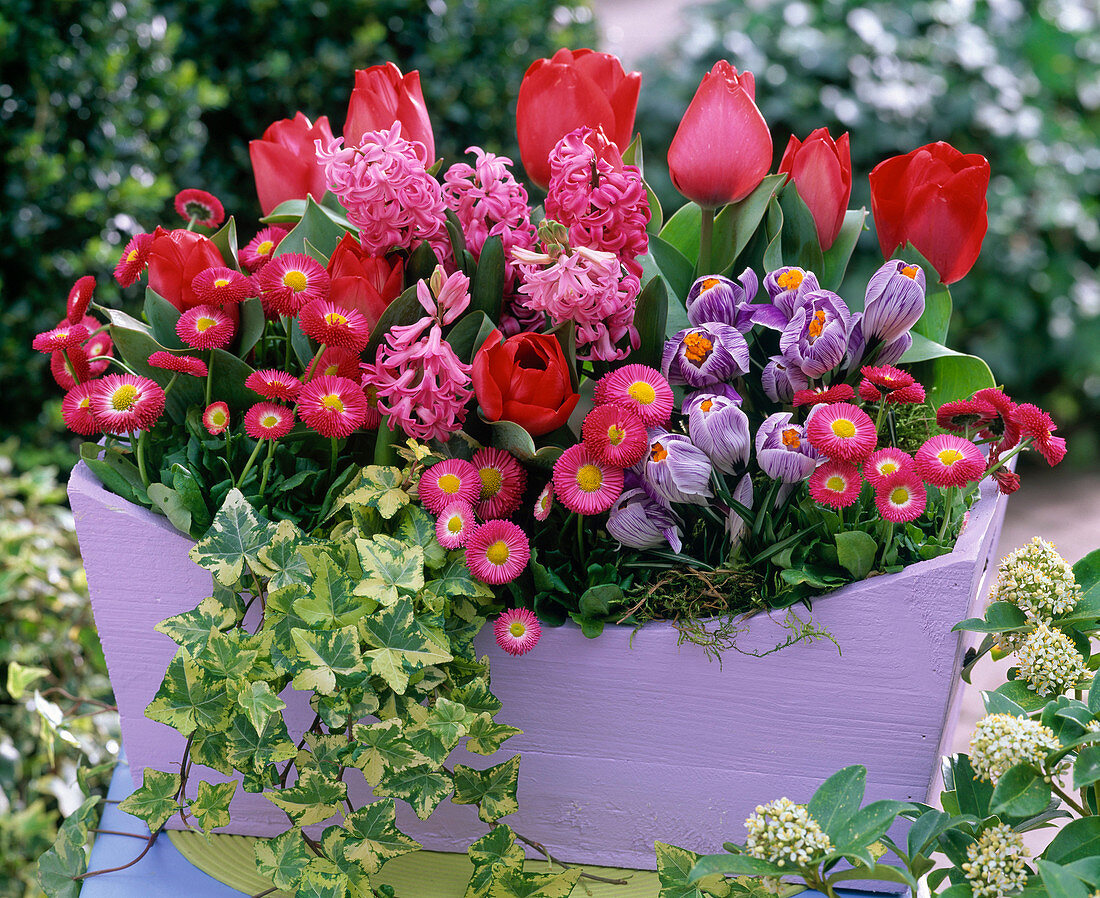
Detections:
[305, 343, 327, 382]
[163, 373, 180, 398]
[186, 215, 197, 232]
[205, 352, 215, 406]
[1052, 781, 1089, 816]
[937, 486, 957, 542]
[258, 441, 277, 499]
[329, 436, 338, 478]
[236, 438, 265, 488]
[874, 396, 887, 436]
[133, 431, 150, 489]
[696, 205, 715, 280]
[373, 416, 401, 466]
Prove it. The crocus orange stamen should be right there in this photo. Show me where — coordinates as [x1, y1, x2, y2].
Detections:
[684, 332, 714, 364]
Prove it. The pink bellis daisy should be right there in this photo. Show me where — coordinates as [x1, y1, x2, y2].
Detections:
[244, 402, 295, 440]
[84, 328, 112, 376]
[808, 460, 863, 509]
[177, 304, 235, 350]
[582, 403, 648, 467]
[793, 383, 855, 407]
[312, 347, 362, 381]
[472, 447, 526, 520]
[1012, 403, 1067, 467]
[192, 267, 253, 306]
[533, 483, 554, 522]
[863, 447, 915, 490]
[298, 300, 372, 354]
[256, 253, 330, 317]
[296, 375, 368, 439]
[148, 351, 208, 378]
[174, 188, 225, 228]
[552, 443, 625, 515]
[66, 276, 96, 323]
[419, 459, 482, 515]
[91, 374, 165, 433]
[466, 520, 531, 586]
[493, 607, 541, 656]
[875, 472, 927, 523]
[61, 382, 100, 436]
[240, 226, 288, 272]
[936, 398, 997, 435]
[973, 387, 1020, 446]
[805, 402, 877, 462]
[915, 434, 986, 488]
[860, 364, 914, 393]
[435, 502, 475, 549]
[203, 401, 230, 436]
[114, 235, 153, 288]
[51, 346, 91, 389]
[593, 364, 674, 427]
[245, 369, 301, 402]
[32, 322, 89, 354]
[858, 377, 925, 404]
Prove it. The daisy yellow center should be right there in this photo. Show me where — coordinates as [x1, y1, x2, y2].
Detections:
[485, 540, 510, 565]
[111, 384, 138, 411]
[937, 448, 964, 466]
[700, 399, 714, 412]
[126, 249, 139, 262]
[322, 394, 345, 412]
[575, 463, 603, 493]
[808, 309, 827, 339]
[651, 441, 668, 462]
[479, 467, 503, 498]
[508, 620, 527, 637]
[880, 461, 899, 476]
[830, 418, 856, 439]
[606, 424, 626, 446]
[438, 473, 462, 494]
[539, 495, 551, 511]
[89, 344, 104, 357]
[628, 380, 656, 405]
[257, 240, 275, 256]
[447, 516, 463, 534]
[826, 475, 847, 493]
[214, 278, 231, 288]
[283, 270, 308, 292]
[901, 265, 919, 279]
[890, 486, 910, 504]
[196, 316, 217, 332]
[262, 413, 279, 428]
[777, 270, 804, 290]
[782, 427, 801, 449]
[684, 332, 714, 364]
[211, 410, 227, 426]
[78, 396, 91, 411]
[701, 277, 721, 291]
[324, 311, 349, 327]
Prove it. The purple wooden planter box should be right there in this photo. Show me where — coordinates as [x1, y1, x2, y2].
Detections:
[69, 460, 1008, 872]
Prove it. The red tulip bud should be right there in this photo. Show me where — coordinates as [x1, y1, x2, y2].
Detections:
[343, 63, 434, 165]
[248, 113, 334, 216]
[326, 233, 405, 330]
[779, 128, 852, 250]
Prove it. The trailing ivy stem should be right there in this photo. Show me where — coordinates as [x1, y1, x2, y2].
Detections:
[236, 438, 265, 488]
[305, 342, 326, 382]
[133, 431, 150, 488]
[258, 440, 277, 499]
[1051, 780, 1088, 815]
[696, 204, 715, 280]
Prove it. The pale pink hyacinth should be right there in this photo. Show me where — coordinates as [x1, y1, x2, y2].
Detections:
[316, 124, 446, 256]
[545, 127, 649, 280]
[367, 267, 473, 442]
[512, 243, 640, 362]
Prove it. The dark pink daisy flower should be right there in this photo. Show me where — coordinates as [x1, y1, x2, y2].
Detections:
[887, 382, 925, 404]
[240, 226, 288, 272]
[419, 458, 482, 514]
[533, 483, 554, 522]
[972, 387, 1020, 446]
[245, 369, 301, 402]
[66, 276, 96, 323]
[875, 472, 927, 523]
[50, 346, 91, 389]
[1012, 403, 1067, 466]
[863, 448, 915, 490]
[84, 329, 113, 376]
[936, 399, 997, 434]
[472, 447, 526, 519]
[793, 383, 856, 407]
[808, 460, 863, 509]
[91, 374, 165, 433]
[174, 188, 225, 228]
[114, 234, 154, 288]
[805, 402, 877, 462]
[465, 520, 531, 586]
[203, 401, 230, 436]
[309, 346, 361, 381]
[298, 300, 371, 353]
[594, 364, 674, 427]
[582, 404, 648, 467]
[192, 267, 253, 306]
[435, 502, 475, 549]
[148, 351, 208, 377]
[992, 466, 1021, 495]
[493, 607, 541, 655]
[244, 402, 295, 440]
[914, 434, 986, 488]
[256, 253, 330, 317]
[61, 382, 100, 436]
[552, 443, 625, 515]
[33, 322, 89, 354]
[860, 364, 914, 392]
[296, 374, 368, 439]
[177, 304, 235, 350]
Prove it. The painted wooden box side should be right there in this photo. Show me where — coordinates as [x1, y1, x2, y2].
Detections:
[68, 461, 1008, 871]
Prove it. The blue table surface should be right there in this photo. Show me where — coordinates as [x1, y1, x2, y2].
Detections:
[80, 758, 890, 897]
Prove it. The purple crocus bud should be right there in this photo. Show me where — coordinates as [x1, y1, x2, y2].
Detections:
[761, 354, 809, 402]
[643, 429, 714, 505]
[843, 313, 865, 373]
[685, 392, 751, 474]
[725, 472, 754, 550]
[862, 260, 926, 343]
[779, 289, 853, 378]
[607, 487, 684, 553]
[754, 266, 822, 330]
[755, 412, 821, 482]
[686, 269, 759, 332]
[876, 330, 912, 366]
[662, 323, 749, 389]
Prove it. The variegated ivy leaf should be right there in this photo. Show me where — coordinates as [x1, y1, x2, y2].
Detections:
[190, 780, 237, 832]
[253, 829, 313, 891]
[265, 767, 347, 826]
[465, 825, 527, 898]
[420, 553, 496, 611]
[465, 713, 523, 756]
[321, 800, 421, 877]
[354, 534, 425, 606]
[236, 681, 286, 734]
[293, 552, 371, 629]
[257, 519, 313, 589]
[146, 650, 232, 736]
[487, 867, 581, 898]
[226, 709, 297, 779]
[396, 504, 447, 570]
[299, 732, 352, 776]
[349, 719, 427, 787]
[290, 625, 369, 695]
[35, 795, 100, 898]
[198, 627, 260, 680]
[450, 679, 503, 715]
[189, 488, 278, 586]
[374, 764, 453, 820]
[190, 729, 234, 776]
[654, 841, 733, 898]
[359, 597, 452, 694]
[337, 465, 409, 519]
[405, 698, 473, 765]
[298, 856, 350, 898]
[118, 769, 181, 832]
[311, 687, 380, 731]
[452, 756, 521, 823]
[154, 595, 240, 654]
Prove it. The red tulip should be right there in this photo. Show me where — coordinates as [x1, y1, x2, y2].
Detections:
[326, 233, 405, 329]
[516, 48, 641, 190]
[667, 61, 772, 208]
[146, 228, 225, 312]
[343, 63, 434, 165]
[869, 141, 990, 285]
[248, 112, 335, 216]
[779, 128, 852, 250]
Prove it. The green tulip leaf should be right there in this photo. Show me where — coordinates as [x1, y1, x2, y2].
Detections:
[143, 288, 186, 349]
[480, 416, 564, 468]
[273, 196, 352, 259]
[820, 208, 868, 292]
[630, 273, 668, 370]
[209, 215, 241, 271]
[894, 244, 951, 345]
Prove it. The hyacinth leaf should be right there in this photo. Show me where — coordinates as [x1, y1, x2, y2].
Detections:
[481, 416, 564, 469]
[326, 801, 422, 876]
[119, 769, 181, 832]
[237, 681, 286, 734]
[689, 854, 787, 880]
[146, 483, 192, 535]
[407, 239, 439, 284]
[189, 780, 237, 832]
[359, 598, 453, 694]
[654, 841, 733, 898]
[190, 488, 278, 586]
[354, 534, 425, 606]
[290, 625, 368, 695]
[448, 309, 497, 364]
[375, 764, 453, 820]
[257, 519, 312, 589]
[338, 465, 410, 519]
[465, 712, 522, 756]
[549, 319, 579, 393]
[452, 756, 521, 823]
[807, 765, 866, 838]
[486, 867, 582, 898]
[835, 530, 878, 580]
[237, 296, 266, 357]
[397, 504, 448, 570]
[820, 208, 868, 292]
[469, 234, 506, 322]
[274, 195, 349, 260]
[144, 288, 186, 349]
[632, 273, 668, 370]
[146, 650, 231, 735]
[1044, 818, 1100, 864]
[893, 244, 952, 345]
[952, 600, 1028, 633]
[350, 719, 427, 786]
[254, 829, 314, 891]
[35, 795, 101, 898]
[265, 768, 347, 827]
[444, 208, 471, 273]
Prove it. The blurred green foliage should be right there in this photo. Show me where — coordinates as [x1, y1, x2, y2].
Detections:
[1, 0, 596, 457]
[0, 444, 116, 898]
[638, 0, 1100, 460]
